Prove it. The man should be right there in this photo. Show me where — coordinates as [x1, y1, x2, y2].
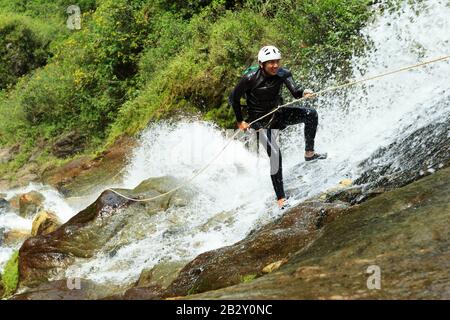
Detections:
[229, 45, 326, 209]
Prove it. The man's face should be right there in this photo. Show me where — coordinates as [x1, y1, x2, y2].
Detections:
[261, 59, 281, 76]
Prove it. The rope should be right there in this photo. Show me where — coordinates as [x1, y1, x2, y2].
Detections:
[103, 54, 450, 202]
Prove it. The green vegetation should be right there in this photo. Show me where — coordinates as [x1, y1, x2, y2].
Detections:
[241, 273, 257, 283]
[0, 0, 96, 24]
[0, 14, 54, 90]
[0, 251, 19, 298]
[0, 0, 373, 177]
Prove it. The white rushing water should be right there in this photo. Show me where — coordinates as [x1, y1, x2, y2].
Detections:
[0, 183, 79, 271]
[1, 0, 449, 283]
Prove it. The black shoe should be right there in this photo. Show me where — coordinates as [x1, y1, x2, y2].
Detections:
[305, 152, 327, 162]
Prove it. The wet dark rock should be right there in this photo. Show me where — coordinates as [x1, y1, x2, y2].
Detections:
[0, 227, 5, 246]
[324, 186, 387, 205]
[18, 190, 132, 288]
[355, 111, 450, 190]
[0, 198, 10, 212]
[320, 103, 450, 207]
[52, 131, 87, 158]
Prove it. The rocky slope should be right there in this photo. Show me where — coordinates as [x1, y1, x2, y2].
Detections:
[185, 167, 450, 300]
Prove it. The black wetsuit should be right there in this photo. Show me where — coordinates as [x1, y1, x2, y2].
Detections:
[229, 66, 319, 200]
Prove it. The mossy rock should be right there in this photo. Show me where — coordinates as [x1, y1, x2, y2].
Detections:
[31, 210, 61, 236]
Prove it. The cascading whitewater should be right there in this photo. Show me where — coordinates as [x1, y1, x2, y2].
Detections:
[1, 0, 449, 285]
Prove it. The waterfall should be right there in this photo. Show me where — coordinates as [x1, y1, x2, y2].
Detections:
[1, 0, 449, 285]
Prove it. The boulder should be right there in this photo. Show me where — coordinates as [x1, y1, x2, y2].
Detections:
[31, 211, 61, 236]
[121, 261, 189, 300]
[199, 210, 235, 232]
[18, 191, 45, 218]
[121, 285, 165, 300]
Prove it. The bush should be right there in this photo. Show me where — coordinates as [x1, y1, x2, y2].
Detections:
[108, 7, 278, 139]
[0, 0, 153, 148]
[0, 14, 55, 89]
[138, 10, 190, 84]
[0, 86, 29, 147]
[273, 0, 372, 82]
[0, 0, 97, 22]
[148, 0, 227, 18]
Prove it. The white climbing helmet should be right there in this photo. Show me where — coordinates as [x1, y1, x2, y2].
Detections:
[258, 45, 281, 63]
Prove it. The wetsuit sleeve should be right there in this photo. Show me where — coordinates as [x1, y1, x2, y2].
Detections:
[228, 76, 250, 122]
[284, 71, 304, 99]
